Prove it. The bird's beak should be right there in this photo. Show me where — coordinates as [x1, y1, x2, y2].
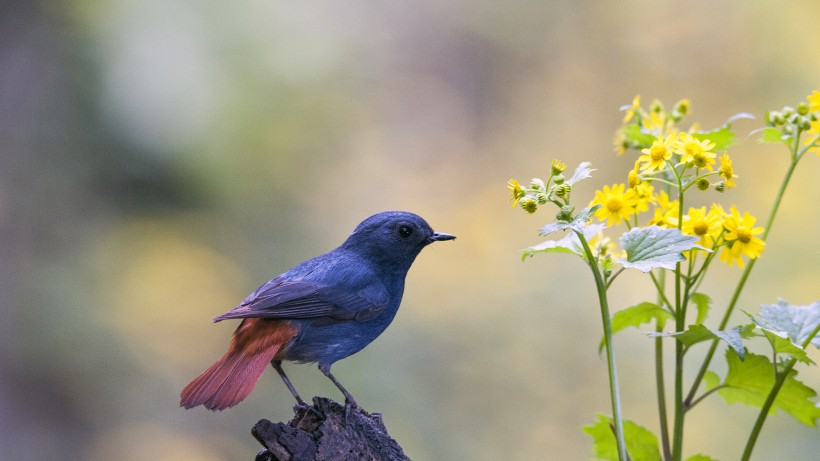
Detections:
[428, 232, 456, 243]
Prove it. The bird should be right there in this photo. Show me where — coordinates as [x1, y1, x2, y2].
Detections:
[180, 211, 455, 411]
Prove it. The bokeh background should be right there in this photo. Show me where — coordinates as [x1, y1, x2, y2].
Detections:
[2, 1, 819, 460]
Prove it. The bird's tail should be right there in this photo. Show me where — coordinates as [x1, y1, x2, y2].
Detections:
[180, 318, 297, 411]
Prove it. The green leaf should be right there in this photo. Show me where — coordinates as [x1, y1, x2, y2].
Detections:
[703, 371, 721, 391]
[751, 300, 820, 348]
[754, 126, 789, 145]
[567, 161, 595, 185]
[522, 233, 582, 260]
[525, 223, 606, 260]
[691, 112, 752, 151]
[761, 330, 814, 365]
[583, 414, 661, 461]
[718, 350, 820, 426]
[621, 123, 658, 149]
[691, 292, 711, 325]
[600, 302, 672, 352]
[685, 455, 719, 461]
[538, 207, 603, 237]
[650, 324, 748, 359]
[617, 226, 708, 272]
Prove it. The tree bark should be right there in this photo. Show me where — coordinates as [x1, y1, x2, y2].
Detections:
[252, 397, 410, 461]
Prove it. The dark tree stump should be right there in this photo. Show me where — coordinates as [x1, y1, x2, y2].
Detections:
[252, 397, 410, 461]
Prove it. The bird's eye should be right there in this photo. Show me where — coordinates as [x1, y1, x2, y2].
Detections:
[398, 225, 414, 238]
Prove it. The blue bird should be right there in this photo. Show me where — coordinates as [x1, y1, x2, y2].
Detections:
[180, 211, 455, 410]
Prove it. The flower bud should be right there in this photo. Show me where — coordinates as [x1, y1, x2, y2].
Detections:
[553, 184, 571, 199]
[556, 205, 575, 221]
[536, 193, 549, 205]
[696, 177, 711, 191]
[798, 116, 811, 131]
[782, 106, 794, 118]
[771, 112, 785, 125]
[530, 178, 546, 191]
[553, 173, 565, 185]
[520, 198, 538, 214]
[714, 182, 727, 193]
[675, 98, 692, 116]
[797, 102, 809, 116]
[551, 160, 567, 175]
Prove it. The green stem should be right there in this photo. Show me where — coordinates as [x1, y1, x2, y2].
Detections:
[576, 231, 628, 460]
[685, 141, 802, 407]
[654, 270, 672, 460]
[740, 319, 820, 461]
[672, 158, 687, 461]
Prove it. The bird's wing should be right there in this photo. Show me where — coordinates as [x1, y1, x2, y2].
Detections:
[212, 276, 389, 323]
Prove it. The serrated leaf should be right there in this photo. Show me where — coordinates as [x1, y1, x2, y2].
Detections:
[752, 300, 820, 348]
[522, 233, 582, 260]
[703, 371, 721, 391]
[583, 414, 661, 461]
[761, 330, 814, 365]
[622, 123, 658, 149]
[691, 293, 712, 325]
[538, 206, 603, 237]
[617, 226, 709, 272]
[691, 113, 751, 151]
[754, 126, 788, 145]
[600, 302, 672, 352]
[650, 324, 748, 359]
[718, 350, 820, 426]
[685, 455, 719, 461]
[567, 161, 595, 185]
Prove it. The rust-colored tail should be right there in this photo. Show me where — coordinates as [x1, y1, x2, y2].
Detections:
[180, 318, 297, 411]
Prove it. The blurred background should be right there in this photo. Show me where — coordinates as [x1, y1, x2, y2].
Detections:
[2, 1, 819, 459]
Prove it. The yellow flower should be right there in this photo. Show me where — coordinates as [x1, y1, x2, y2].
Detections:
[642, 111, 667, 134]
[676, 132, 716, 171]
[638, 133, 678, 173]
[589, 232, 626, 260]
[623, 95, 641, 123]
[681, 205, 723, 248]
[718, 153, 738, 189]
[590, 184, 639, 226]
[805, 119, 820, 156]
[808, 90, 820, 113]
[507, 178, 525, 207]
[648, 190, 679, 227]
[633, 182, 654, 214]
[720, 206, 765, 268]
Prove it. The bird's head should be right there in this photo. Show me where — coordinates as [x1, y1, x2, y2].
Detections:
[342, 211, 455, 270]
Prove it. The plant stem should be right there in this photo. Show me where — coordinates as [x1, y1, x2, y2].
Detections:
[685, 143, 802, 407]
[740, 320, 820, 461]
[576, 231, 628, 460]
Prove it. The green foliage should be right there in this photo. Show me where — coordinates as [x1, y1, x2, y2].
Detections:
[651, 324, 750, 360]
[618, 226, 707, 272]
[601, 302, 672, 351]
[510, 92, 820, 460]
[717, 351, 820, 426]
[690, 293, 711, 325]
[691, 112, 752, 151]
[751, 300, 820, 348]
[538, 205, 601, 237]
[584, 414, 661, 461]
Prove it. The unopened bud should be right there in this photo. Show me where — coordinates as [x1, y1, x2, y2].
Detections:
[553, 173, 565, 185]
[696, 177, 710, 191]
[714, 182, 727, 193]
[556, 205, 575, 221]
[797, 102, 810, 115]
[520, 199, 538, 214]
[553, 184, 571, 198]
[536, 193, 549, 205]
[530, 178, 546, 191]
